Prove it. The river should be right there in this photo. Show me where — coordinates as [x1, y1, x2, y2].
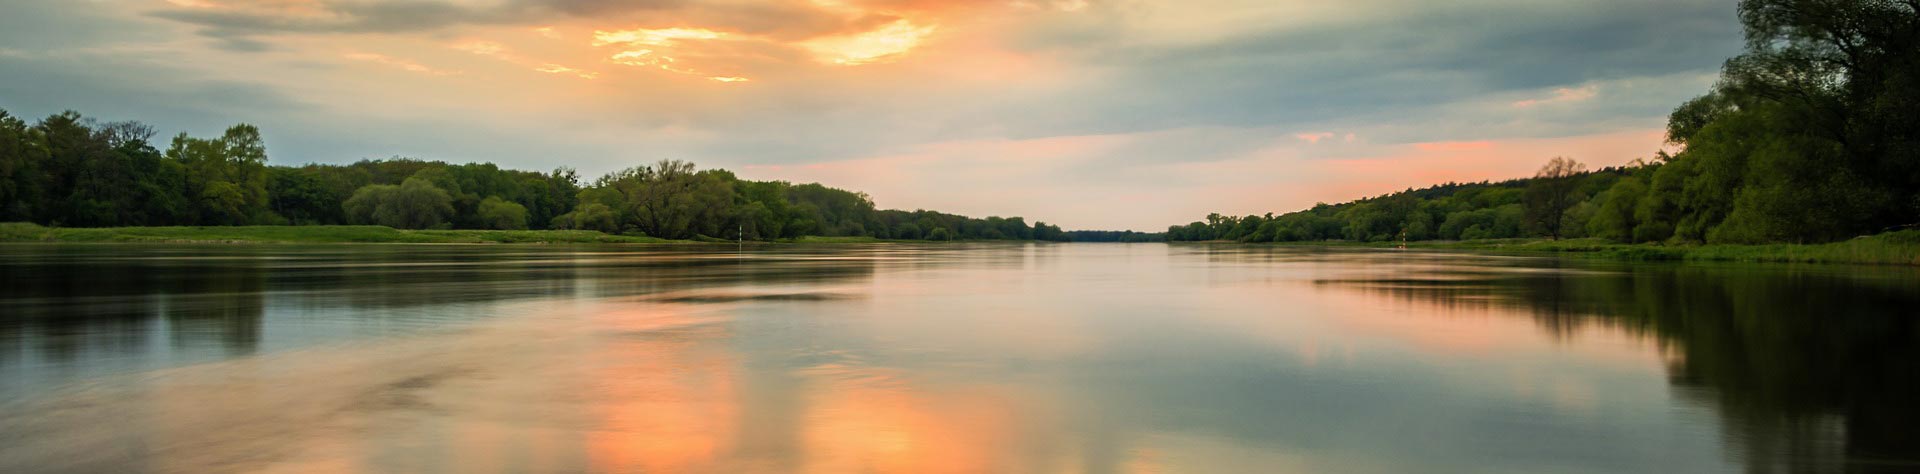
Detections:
[0, 243, 1914, 473]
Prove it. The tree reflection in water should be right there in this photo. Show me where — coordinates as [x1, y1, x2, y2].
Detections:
[1313, 256, 1920, 473]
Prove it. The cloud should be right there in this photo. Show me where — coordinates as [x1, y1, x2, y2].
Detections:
[798, 19, 937, 65]
[993, 0, 1739, 138]
[344, 52, 459, 76]
[0, 47, 313, 136]
[147, 0, 895, 48]
[1513, 85, 1598, 108]
[452, 39, 601, 78]
[1295, 132, 1335, 144]
[591, 26, 758, 80]
[149, 1, 484, 37]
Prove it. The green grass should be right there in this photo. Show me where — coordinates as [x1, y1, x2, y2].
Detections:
[0, 223, 1041, 245]
[785, 235, 890, 243]
[0, 223, 679, 244]
[781, 236, 1020, 243]
[6, 222, 1912, 265]
[1248, 230, 1920, 266]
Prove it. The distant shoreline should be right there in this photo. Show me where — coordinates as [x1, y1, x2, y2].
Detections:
[5, 222, 1913, 266]
[0, 223, 1035, 245]
[1203, 231, 1920, 266]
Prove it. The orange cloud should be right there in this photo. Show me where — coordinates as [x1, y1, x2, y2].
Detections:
[800, 19, 938, 65]
[591, 27, 753, 82]
[592, 27, 728, 47]
[534, 64, 601, 79]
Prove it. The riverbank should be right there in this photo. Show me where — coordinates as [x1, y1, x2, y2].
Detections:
[6, 223, 1912, 265]
[1240, 230, 1920, 266]
[0, 223, 1020, 245]
[0, 223, 679, 244]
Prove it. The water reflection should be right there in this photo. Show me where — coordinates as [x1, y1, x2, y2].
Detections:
[0, 243, 1914, 472]
[1294, 249, 1920, 473]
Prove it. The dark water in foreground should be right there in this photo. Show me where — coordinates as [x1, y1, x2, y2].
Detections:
[0, 243, 1915, 473]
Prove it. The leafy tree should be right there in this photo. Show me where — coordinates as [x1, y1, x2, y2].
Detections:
[0, 110, 47, 221]
[269, 167, 349, 225]
[1523, 157, 1586, 240]
[1588, 176, 1648, 242]
[589, 160, 735, 239]
[167, 124, 272, 225]
[477, 196, 529, 230]
[551, 202, 618, 233]
[893, 222, 922, 240]
[344, 177, 454, 229]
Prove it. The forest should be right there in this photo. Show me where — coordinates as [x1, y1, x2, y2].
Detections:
[1170, 0, 1918, 245]
[0, 111, 1067, 242]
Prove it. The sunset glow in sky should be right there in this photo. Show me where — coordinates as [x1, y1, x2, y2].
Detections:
[0, 0, 1741, 230]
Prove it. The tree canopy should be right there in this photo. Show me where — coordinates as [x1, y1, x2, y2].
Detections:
[0, 112, 1071, 242]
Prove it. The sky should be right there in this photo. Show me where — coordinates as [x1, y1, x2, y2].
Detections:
[0, 0, 1742, 230]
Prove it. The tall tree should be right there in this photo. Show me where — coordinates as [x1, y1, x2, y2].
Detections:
[1524, 157, 1586, 240]
[167, 124, 272, 225]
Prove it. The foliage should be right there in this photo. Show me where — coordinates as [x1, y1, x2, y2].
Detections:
[1172, 0, 1920, 247]
[0, 223, 673, 244]
[0, 109, 1069, 242]
[1523, 157, 1586, 240]
[476, 196, 529, 230]
[343, 177, 455, 229]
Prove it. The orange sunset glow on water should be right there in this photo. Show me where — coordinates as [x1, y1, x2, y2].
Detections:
[10, 244, 1915, 472]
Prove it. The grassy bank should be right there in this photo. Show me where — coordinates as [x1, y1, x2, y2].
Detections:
[5, 222, 1912, 265]
[1255, 230, 1920, 266]
[0, 223, 679, 244]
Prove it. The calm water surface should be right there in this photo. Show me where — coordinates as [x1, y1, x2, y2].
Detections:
[0, 243, 1915, 473]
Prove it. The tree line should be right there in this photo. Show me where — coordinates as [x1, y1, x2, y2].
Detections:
[1172, 0, 1918, 245]
[0, 111, 1068, 241]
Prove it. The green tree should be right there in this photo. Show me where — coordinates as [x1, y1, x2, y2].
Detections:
[343, 177, 454, 229]
[594, 160, 736, 239]
[477, 196, 529, 230]
[1523, 157, 1586, 240]
[167, 124, 272, 225]
[0, 110, 47, 221]
[893, 222, 922, 240]
[551, 202, 618, 233]
[1589, 176, 1648, 242]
